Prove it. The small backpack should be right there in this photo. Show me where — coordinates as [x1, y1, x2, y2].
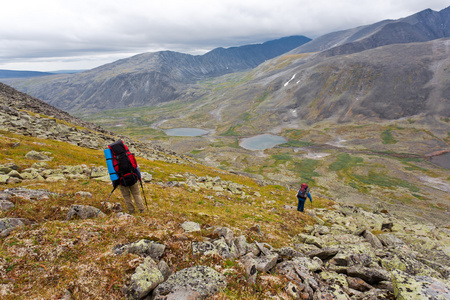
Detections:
[297, 183, 309, 198]
[108, 140, 139, 187]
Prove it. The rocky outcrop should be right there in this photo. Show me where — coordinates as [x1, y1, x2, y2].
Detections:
[172, 203, 450, 299]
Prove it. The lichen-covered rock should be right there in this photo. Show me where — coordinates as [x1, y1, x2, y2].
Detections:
[66, 205, 105, 220]
[126, 257, 164, 300]
[213, 237, 232, 259]
[114, 239, 165, 260]
[89, 166, 108, 178]
[151, 265, 227, 299]
[314, 285, 351, 299]
[377, 233, 407, 248]
[382, 252, 442, 278]
[392, 270, 450, 299]
[192, 241, 218, 257]
[0, 175, 9, 184]
[25, 150, 52, 161]
[346, 265, 390, 284]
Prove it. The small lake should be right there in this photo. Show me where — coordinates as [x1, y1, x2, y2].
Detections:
[240, 134, 287, 150]
[164, 128, 209, 137]
[430, 152, 450, 170]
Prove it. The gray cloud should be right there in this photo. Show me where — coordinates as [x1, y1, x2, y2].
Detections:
[1, 0, 448, 71]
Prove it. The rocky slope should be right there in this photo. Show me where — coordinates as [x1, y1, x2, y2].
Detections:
[1, 82, 449, 299]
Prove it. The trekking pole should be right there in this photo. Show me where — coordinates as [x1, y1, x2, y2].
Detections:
[96, 186, 117, 217]
[139, 179, 149, 211]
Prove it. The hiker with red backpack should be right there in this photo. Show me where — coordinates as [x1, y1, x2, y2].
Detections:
[296, 183, 312, 212]
[108, 140, 147, 214]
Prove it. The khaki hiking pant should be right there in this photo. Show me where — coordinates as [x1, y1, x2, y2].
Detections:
[119, 182, 145, 213]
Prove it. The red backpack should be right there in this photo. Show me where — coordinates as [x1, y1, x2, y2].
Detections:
[297, 183, 309, 198]
[108, 140, 139, 186]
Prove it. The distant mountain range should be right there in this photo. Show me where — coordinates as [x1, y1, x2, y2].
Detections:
[0, 69, 85, 79]
[2, 6, 450, 122]
[2, 36, 310, 113]
[0, 69, 55, 79]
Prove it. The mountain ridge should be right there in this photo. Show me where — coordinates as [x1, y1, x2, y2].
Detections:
[291, 6, 450, 56]
[2, 35, 310, 113]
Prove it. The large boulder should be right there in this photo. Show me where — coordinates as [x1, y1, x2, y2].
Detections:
[151, 265, 227, 299]
[125, 257, 164, 300]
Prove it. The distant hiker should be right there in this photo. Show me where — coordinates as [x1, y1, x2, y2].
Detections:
[296, 183, 312, 212]
[108, 140, 146, 214]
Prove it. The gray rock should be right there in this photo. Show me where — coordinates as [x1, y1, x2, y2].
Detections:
[307, 247, 339, 260]
[0, 200, 14, 211]
[158, 260, 172, 281]
[151, 288, 200, 300]
[255, 253, 278, 273]
[377, 233, 406, 248]
[213, 227, 234, 246]
[233, 235, 249, 257]
[192, 241, 218, 256]
[392, 269, 450, 299]
[292, 256, 322, 272]
[273, 246, 303, 262]
[151, 265, 227, 299]
[213, 237, 232, 258]
[141, 172, 152, 182]
[181, 221, 201, 233]
[7, 170, 22, 179]
[293, 233, 323, 248]
[240, 254, 258, 285]
[126, 257, 164, 300]
[314, 285, 351, 300]
[0, 217, 26, 232]
[346, 266, 390, 284]
[67, 205, 105, 220]
[25, 150, 52, 161]
[363, 230, 383, 249]
[0, 175, 9, 184]
[90, 166, 108, 178]
[114, 239, 165, 260]
[75, 191, 93, 198]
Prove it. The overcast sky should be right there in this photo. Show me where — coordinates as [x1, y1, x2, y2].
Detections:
[1, 0, 449, 71]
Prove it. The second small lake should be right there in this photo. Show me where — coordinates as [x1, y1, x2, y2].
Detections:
[240, 134, 287, 150]
[164, 128, 209, 137]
